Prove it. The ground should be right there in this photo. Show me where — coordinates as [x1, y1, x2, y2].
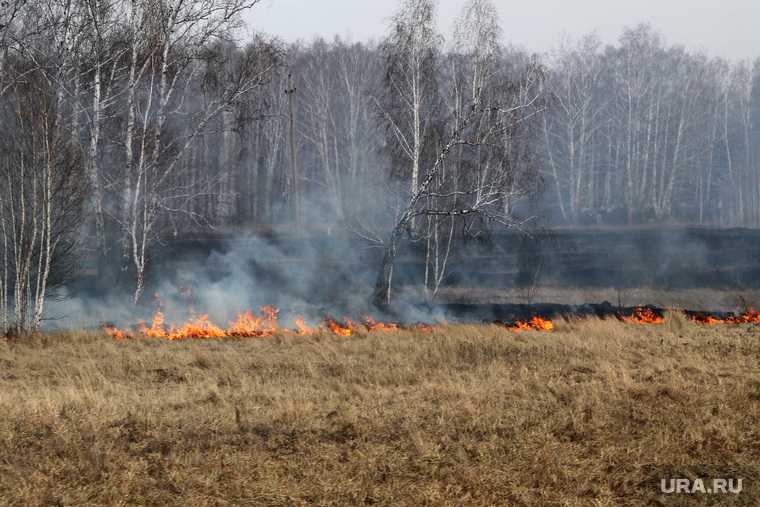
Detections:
[1, 315, 759, 506]
[425, 286, 760, 311]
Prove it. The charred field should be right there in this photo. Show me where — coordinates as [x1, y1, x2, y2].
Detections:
[2, 314, 760, 506]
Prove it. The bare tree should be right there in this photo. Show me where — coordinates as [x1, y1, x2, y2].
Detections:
[381, 0, 442, 229]
[0, 52, 87, 334]
[115, 0, 274, 303]
[415, 0, 508, 303]
[541, 35, 605, 222]
[373, 65, 543, 307]
[81, 0, 127, 255]
[296, 38, 383, 223]
[451, 0, 501, 103]
[537, 25, 740, 226]
[299, 41, 344, 219]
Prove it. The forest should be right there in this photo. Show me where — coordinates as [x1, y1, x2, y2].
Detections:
[1, 0, 759, 332]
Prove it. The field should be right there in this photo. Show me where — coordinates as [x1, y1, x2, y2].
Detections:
[1, 316, 760, 505]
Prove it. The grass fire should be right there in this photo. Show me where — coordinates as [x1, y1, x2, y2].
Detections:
[100, 304, 760, 342]
[103, 306, 558, 340]
[2, 0, 760, 504]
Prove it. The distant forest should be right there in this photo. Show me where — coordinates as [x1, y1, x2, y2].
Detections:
[1, 0, 760, 330]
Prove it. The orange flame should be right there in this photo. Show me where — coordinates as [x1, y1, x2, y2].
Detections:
[620, 307, 664, 325]
[120, 308, 276, 340]
[530, 316, 555, 331]
[226, 306, 279, 337]
[362, 315, 400, 332]
[104, 308, 557, 340]
[324, 317, 358, 337]
[688, 310, 760, 325]
[688, 313, 724, 325]
[227, 309, 264, 337]
[294, 317, 314, 335]
[508, 316, 555, 332]
[138, 311, 168, 338]
[167, 314, 226, 340]
[103, 303, 760, 342]
[103, 324, 130, 339]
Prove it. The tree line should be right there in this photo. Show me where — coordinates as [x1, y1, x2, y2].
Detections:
[0, 0, 758, 331]
[543, 27, 760, 227]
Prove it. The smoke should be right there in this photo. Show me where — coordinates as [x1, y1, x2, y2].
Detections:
[44, 222, 760, 331]
[44, 225, 440, 331]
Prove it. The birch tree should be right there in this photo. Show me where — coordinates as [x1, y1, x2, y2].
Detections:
[0, 41, 87, 334]
[542, 35, 604, 222]
[297, 38, 383, 222]
[373, 63, 543, 307]
[451, 0, 501, 103]
[116, 0, 274, 303]
[381, 0, 442, 229]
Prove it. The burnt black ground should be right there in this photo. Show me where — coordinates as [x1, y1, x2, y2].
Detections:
[68, 226, 760, 320]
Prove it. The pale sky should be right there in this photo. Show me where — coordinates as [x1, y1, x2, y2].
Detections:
[245, 0, 759, 61]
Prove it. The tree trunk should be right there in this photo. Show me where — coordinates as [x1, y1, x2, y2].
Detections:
[373, 241, 397, 309]
[90, 58, 105, 254]
[372, 226, 404, 308]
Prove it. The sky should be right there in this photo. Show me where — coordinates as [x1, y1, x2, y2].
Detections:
[245, 0, 759, 61]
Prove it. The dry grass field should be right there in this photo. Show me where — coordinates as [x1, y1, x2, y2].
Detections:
[1, 315, 760, 506]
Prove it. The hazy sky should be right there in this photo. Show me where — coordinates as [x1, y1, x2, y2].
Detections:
[246, 0, 759, 61]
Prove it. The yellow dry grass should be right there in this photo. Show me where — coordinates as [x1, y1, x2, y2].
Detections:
[1, 314, 759, 506]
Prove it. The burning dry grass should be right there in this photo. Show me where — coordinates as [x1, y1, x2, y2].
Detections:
[102, 307, 553, 339]
[1, 316, 760, 505]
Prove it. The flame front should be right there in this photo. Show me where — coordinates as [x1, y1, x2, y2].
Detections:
[101, 305, 760, 341]
[687, 310, 760, 325]
[169, 314, 226, 340]
[294, 317, 314, 335]
[620, 307, 665, 325]
[324, 317, 358, 337]
[138, 311, 167, 337]
[508, 316, 555, 332]
[103, 308, 437, 340]
[226, 306, 279, 337]
[103, 324, 128, 339]
[105, 311, 560, 340]
[530, 316, 555, 331]
[362, 315, 400, 332]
